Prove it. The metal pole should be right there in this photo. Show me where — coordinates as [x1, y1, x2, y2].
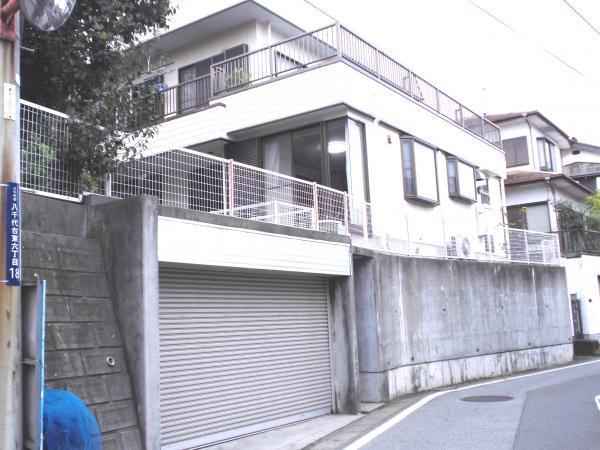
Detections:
[0, 10, 22, 450]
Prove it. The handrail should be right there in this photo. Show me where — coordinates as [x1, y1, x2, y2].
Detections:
[205, 23, 501, 148]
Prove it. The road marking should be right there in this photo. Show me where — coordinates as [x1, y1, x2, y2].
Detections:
[345, 359, 600, 450]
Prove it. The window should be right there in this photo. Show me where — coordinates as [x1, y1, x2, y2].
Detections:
[401, 139, 439, 205]
[178, 44, 248, 110]
[502, 136, 529, 167]
[446, 157, 476, 202]
[537, 138, 554, 171]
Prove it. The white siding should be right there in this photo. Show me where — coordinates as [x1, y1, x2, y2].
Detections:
[157, 216, 351, 275]
[148, 62, 505, 174]
[563, 255, 600, 336]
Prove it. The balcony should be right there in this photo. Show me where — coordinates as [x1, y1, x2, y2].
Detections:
[557, 229, 600, 257]
[20, 100, 556, 266]
[145, 23, 501, 148]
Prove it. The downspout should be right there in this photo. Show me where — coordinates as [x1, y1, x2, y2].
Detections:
[545, 176, 559, 232]
[524, 113, 537, 170]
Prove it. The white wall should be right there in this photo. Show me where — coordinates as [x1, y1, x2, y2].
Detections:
[150, 62, 505, 171]
[147, 62, 506, 251]
[563, 255, 600, 337]
[562, 147, 600, 166]
[157, 216, 351, 275]
[499, 118, 563, 174]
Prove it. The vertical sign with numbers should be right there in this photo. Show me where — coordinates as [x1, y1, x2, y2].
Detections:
[6, 181, 20, 285]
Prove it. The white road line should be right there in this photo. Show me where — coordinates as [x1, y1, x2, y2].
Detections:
[345, 359, 600, 450]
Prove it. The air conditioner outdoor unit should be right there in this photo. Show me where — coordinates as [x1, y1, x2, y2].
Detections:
[447, 235, 471, 258]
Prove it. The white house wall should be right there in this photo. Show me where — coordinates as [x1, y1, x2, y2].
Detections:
[150, 62, 505, 173]
[562, 147, 600, 166]
[157, 216, 351, 275]
[499, 119, 563, 173]
[563, 255, 600, 337]
[363, 120, 504, 251]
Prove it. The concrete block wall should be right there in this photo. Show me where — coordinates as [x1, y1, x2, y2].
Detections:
[353, 251, 574, 402]
[22, 230, 143, 450]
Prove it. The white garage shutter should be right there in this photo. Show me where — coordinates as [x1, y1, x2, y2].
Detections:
[159, 267, 333, 449]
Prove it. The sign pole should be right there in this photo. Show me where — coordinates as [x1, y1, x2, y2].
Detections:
[0, 1, 22, 448]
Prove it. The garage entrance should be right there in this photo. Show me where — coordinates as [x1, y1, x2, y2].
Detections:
[158, 267, 333, 449]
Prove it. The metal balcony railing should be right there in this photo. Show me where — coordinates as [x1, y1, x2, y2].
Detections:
[144, 23, 501, 148]
[20, 101, 543, 264]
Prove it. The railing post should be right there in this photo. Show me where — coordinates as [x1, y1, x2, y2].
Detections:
[343, 192, 349, 236]
[228, 159, 234, 215]
[105, 173, 112, 197]
[460, 105, 465, 127]
[481, 116, 485, 139]
[524, 229, 530, 264]
[335, 22, 342, 60]
[435, 88, 440, 113]
[269, 45, 275, 78]
[362, 203, 368, 242]
[222, 162, 228, 214]
[312, 182, 319, 230]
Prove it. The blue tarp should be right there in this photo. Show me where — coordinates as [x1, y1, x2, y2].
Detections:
[43, 388, 102, 450]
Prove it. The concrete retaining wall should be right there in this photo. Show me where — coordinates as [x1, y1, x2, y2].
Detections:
[22, 229, 143, 449]
[353, 252, 574, 402]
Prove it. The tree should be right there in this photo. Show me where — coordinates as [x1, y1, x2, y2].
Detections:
[21, 0, 176, 178]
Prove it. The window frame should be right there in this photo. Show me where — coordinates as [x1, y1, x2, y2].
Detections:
[258, 116, 371, 201]
[536, 137, 554, 171]
[446, 156, 477, 203]
[400, 138, 440, 206]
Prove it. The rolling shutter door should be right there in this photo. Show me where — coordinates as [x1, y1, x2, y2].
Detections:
[159, 267, 333, 449]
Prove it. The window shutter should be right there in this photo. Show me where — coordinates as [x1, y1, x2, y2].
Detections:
[502, 136, 528, 167]
[225, 138, 260, 167]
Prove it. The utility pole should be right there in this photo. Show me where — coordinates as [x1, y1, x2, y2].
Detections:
[0, 0, 22, 448]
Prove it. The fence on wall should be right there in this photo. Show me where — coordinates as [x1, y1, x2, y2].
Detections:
[19, 100, 559, 265]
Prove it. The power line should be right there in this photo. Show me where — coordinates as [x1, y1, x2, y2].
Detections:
[466, 0, 587, 78]
[303, 0, 339, 23]
[563, 0, 600, 36]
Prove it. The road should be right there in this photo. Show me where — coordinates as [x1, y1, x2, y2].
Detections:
[359, 359, 600, 450]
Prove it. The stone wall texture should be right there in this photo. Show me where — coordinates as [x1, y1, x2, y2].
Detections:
[22, 230, 143, 450]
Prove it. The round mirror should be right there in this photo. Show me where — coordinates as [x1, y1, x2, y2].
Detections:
[20, 0, 77, 32]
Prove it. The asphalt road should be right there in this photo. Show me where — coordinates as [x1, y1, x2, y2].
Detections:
[360, 360, 600, 450]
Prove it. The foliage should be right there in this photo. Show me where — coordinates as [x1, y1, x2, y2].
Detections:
[587, 190, 600, 214]
[21, 0, 176, 178]
[555, 198, 600, 232]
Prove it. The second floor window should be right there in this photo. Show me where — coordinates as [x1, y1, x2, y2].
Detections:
[401, 138, 439, 205]
[537, 138, 554, 171]
[446, 157, 477, 202]
[502, 136, 529, 168]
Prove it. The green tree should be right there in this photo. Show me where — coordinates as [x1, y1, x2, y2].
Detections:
[21, 0, 176, 177]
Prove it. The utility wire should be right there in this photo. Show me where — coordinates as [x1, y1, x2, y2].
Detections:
[562, 0, 600, 36]
[466, 0, 587, 78]
[303, 0, 339, 23]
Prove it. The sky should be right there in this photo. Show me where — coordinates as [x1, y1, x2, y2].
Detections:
[169, 0, 600, 144]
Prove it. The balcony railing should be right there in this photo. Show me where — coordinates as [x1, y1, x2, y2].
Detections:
[557, 229, 600, 256]
[146, 23, 501, 148]
[21, 100, 553, 266]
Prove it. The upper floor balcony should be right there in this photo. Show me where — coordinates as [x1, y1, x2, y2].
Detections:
[557, 229, 600, 257]
[143, 23, 502, 149]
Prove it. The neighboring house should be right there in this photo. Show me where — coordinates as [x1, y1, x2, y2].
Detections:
[563, 139, 600, 192]
[488, 111, 600, 345]
[20, 2, 575, 449]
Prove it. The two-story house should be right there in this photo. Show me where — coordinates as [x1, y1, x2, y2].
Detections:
[488, 111, 599, 346]
[19, 2, 575, 449]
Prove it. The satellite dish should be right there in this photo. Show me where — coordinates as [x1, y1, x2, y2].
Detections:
[20, 0, 77, 32]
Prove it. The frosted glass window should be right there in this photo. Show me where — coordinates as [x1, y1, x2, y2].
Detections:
[447, 157, 476, 202]
[413, 142, 438, 203]
[526, 204, 551, 233]
[457, 161, 476, 200]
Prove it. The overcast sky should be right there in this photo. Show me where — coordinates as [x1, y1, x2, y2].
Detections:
[171, 0, 600, 144]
